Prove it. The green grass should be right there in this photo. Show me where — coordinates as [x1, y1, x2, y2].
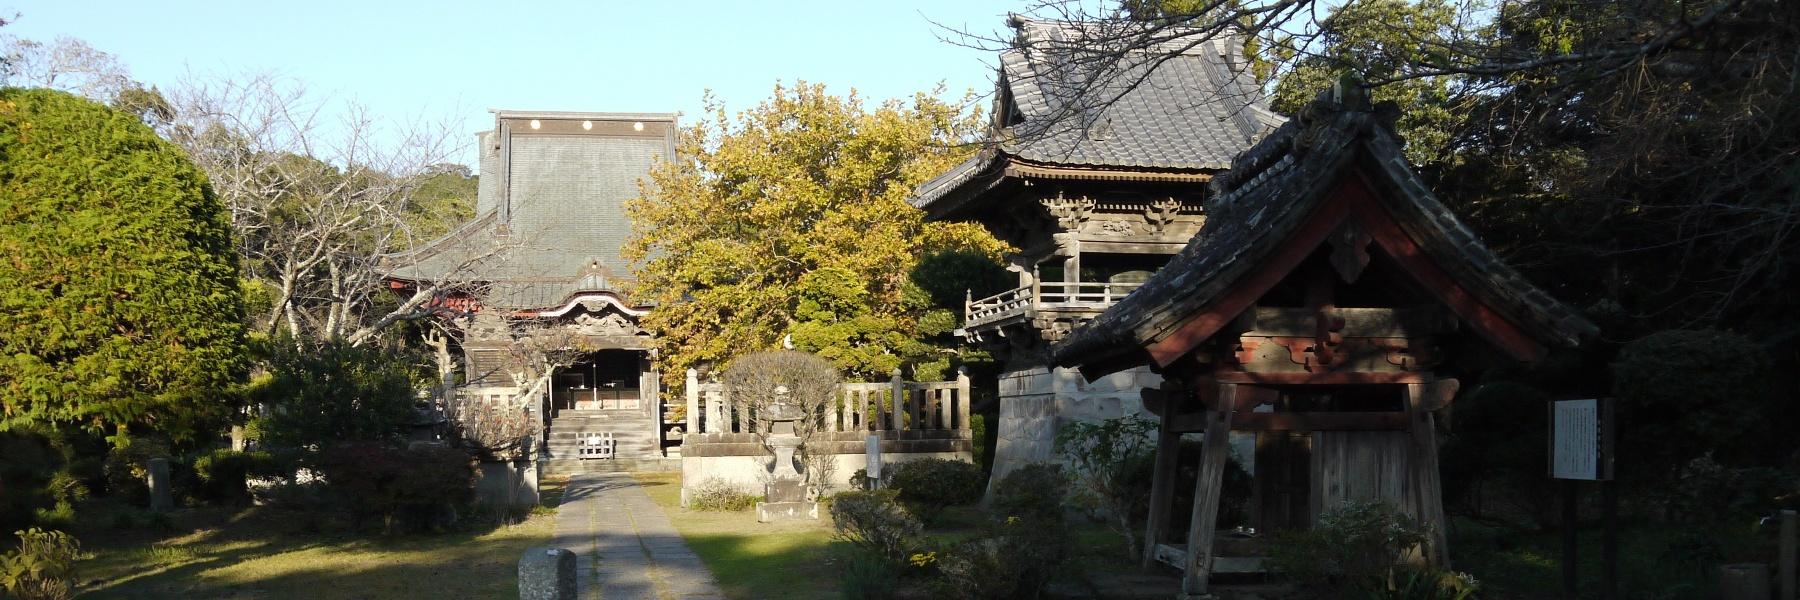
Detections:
[635, 472, 843, 599]
[69, 478, 566, 599]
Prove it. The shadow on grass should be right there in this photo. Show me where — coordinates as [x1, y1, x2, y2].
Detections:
[72, 495, 556, 600]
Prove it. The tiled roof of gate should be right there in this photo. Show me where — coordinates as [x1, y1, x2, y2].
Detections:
[1050, 88, 1599, 376]
[384, 111, 677, 311]
[912, 17, 1284, 211]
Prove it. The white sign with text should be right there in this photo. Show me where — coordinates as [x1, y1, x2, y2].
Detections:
[1552, 399, 1604, 480]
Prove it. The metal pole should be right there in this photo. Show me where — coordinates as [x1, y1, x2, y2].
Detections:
[1563, 478, 1579, 599]
[1782, 509, 1796, 600]
[1603, 479, 1618, 600]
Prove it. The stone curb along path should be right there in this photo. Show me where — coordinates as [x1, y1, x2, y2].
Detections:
[552, 473, 726, 600]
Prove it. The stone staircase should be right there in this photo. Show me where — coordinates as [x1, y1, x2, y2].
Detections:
[539, 409, 677, 475]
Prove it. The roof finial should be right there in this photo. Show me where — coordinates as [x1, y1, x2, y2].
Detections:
[1332, 72, 1371, 112]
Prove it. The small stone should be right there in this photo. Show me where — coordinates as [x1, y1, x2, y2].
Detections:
[518, 546, 576, 600]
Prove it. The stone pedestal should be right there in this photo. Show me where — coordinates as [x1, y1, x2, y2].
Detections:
[756, 471, 819, 522]
[518, 547, 576, 600]
[147, 457, 173, 512]
[987, 357, 1161, 496]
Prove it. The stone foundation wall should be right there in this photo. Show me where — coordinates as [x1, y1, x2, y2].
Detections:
[988, 361, 1161, 491]
[680, 430, 971, 504]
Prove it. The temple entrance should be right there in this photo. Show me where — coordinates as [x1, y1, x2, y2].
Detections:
[553, 349, 645, 411]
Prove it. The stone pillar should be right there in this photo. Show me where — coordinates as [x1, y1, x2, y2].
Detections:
[518, 547, 576, 600]
[686, 369, 701, 437]
[955, 367, 972, 431]
[147, 457, 173, 512]
[888, 369, 906, 431]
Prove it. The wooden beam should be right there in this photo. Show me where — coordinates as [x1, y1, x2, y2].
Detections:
[1232, 411, 1409, 431]
[1142, 406, 1183, 570]
[1214, 371, 1431, 385]
[1406, 382, 1451, 567]
[1182, 383, 1237, 597]
[1147, 181, 1354, 367]
[1344, 174, 1549, 363]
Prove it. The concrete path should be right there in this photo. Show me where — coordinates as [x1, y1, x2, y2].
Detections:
[553, 473, 726, 600]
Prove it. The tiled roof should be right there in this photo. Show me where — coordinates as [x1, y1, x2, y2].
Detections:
[1051, 88, 1598, 374]
[384, 111, 676, 311]
[912, 17, 1282, 210]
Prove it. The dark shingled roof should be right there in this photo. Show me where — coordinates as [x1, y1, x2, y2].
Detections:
[911, 16, 1283, 211]
[1051, 88, 1599, 376]
[384, 111, 677, 311]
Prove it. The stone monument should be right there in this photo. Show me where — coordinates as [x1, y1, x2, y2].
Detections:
[756, 385, 819, 522]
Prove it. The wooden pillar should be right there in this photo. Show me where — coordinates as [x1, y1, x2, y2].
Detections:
[1142, 400, 1183, 570]
[955, 367, 971, 431]
[1406, 381, 1451, 567]
[1182, 383, 1237, 597]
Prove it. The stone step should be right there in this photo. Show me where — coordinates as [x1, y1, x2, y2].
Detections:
[540, 457, 679, 475]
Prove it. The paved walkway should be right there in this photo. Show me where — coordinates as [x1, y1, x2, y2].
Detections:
[553, 473, 726, 600]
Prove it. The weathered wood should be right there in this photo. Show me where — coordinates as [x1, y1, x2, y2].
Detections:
[1245, 306, 1456, 338]
[1254, 431, 1313, 531]
[1781, 509, 1796, 600]
[1234, 411, 1409, 431]
[1182, 384, 1237, 596]
[1311, 431, 1414, 521]
[1214, 371, 1431, 385]
[1407, 382, 1450, 567]
[1143, 407, 1183, 570]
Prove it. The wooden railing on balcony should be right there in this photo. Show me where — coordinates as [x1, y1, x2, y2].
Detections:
[964, 280, 1146, 329]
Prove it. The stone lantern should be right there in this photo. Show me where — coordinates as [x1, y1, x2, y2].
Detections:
[756, 385, 819, 522]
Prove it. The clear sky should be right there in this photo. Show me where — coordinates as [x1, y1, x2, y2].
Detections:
[4, 0, 1025, 162]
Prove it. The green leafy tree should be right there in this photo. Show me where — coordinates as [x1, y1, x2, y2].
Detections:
[245, 337, 422, 449]
[625, 83, 1007, 383]
[1267, 0, 1465, 165]
[0, 88, 247, 441]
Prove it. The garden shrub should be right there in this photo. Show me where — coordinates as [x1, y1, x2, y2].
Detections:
[1056, 415, 1157, 560]
[192, 449, 277, 505]
[1268, 501, 1430, 592]
[315, 443, 475, 533]
[0, 528, 81, 600]
[1614, 329, 1777, 468]
[829, 489, 922, 564]
[884, 458, 984, 525]
[247, 337, 422, 449]
[688, 478, 756, 512]
[989, 463, 1067, 525]
[936, 516, 1072, 599]
[838, 549, 900, 600]
[935, 465, 1074, 599]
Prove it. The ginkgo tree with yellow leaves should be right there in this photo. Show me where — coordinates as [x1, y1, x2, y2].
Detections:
[625, 82, 1008, 385]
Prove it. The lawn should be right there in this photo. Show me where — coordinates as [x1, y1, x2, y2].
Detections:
[633, 472, 843, 600]
[633, 472, 1142, 600]
[70, 478, 566, 599]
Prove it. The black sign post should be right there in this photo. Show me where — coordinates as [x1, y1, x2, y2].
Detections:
[1550, 398, 1617, 600]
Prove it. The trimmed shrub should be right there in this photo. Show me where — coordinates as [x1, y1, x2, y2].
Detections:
[989, 463, 1066, 524]
[936, 516, 1072, 599]
[315, 443, 475, 534]
[688, 478, 756, 512]
[0, 528, 81, 600]
[1267, 501, 1430, 592]
[884, 458, 984, 525]
[829, 489, 922, 564]
[192, 449, 276, 505]
[1614, 329, 1777, 468]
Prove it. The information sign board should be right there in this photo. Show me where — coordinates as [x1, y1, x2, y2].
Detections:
[1550, 398, 1614, 481]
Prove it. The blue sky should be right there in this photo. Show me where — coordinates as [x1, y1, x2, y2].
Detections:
[5, 0, 1024, 162]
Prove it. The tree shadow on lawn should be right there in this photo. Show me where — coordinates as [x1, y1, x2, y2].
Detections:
[73, 498, 554, 600]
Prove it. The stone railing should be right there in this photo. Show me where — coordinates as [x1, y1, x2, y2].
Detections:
[964, 280, 1146, 329]
[683, 368, 972, 435]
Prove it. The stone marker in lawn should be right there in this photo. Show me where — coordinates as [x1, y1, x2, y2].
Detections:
[147, 457, 173, 512]
[518, 547, 576, 600]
